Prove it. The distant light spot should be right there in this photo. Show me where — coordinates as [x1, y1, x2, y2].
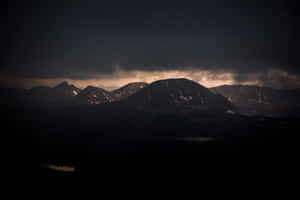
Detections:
[41, 164, 76, 172]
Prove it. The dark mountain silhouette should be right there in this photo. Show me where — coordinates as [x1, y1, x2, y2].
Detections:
[30, 86, 52, 96]
[53, 81, 81, 97]
[76, 86, 115, 104]
[30, 82, 81, 97]
[112, 82, 148, 101]
[27, 82, 81, 106]
[124, 78, 234, 113]
[211, 85, 300, 117]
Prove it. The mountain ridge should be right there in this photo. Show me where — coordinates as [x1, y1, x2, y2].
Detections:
[211, 84, 300, 117]
[2, 80, 300, 117]
[76, 86, 114, 104]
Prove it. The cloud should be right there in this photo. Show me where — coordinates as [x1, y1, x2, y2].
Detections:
[2, 67, 299, 90]
[1, 0, 300, 89]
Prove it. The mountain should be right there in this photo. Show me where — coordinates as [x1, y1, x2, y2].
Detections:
[112, 82, 148, 100]
[211, 85, 300, 117]
[30, 86, 52, 96]
[30, 82, 81, 98]
[53, 81, 81, 97]
[27, 82, 81, 106]
[124, 78, 234, 113]
[5, 80, 300, 117]
[76, 86, 115, 104]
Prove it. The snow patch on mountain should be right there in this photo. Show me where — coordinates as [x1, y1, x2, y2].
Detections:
[226, 110, 235, 114]
[72, 90, 78, 96]
[179, 95, 189, 101]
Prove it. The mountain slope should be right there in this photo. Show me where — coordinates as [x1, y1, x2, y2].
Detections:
[76, 86, 115, 104]
[112, 82, 148, 100]
[53, 81, 81, 97]
[30, 82, 81, 97]
[124, 78, 234, 113]
[211, 85, 300, 117]
[28, 82, 81, 106]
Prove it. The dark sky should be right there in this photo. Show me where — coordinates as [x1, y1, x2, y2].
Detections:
[1, 0, 300, 88]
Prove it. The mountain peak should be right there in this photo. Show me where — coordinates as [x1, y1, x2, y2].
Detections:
[52, 81, 81, 97]
[54, 81, 69, 88]
[125, 78, 234, 112]
[85, 86, 99, 90]
[151, 78, 205, 87]
[77, 86, 114, 104]
[112, 82, 149, 100]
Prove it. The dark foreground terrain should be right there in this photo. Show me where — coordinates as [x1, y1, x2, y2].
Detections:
[3, 104, 299, 179]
